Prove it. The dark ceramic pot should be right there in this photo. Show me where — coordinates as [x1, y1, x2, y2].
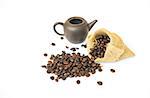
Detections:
[53, 16, 97, 44]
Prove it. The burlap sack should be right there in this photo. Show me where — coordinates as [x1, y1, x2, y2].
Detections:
[86, 28, 135, 62]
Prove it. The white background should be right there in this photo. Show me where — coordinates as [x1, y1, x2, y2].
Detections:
[0, 0, 150, 98]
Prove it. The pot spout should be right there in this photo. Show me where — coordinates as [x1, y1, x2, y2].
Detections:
[88, 20, 98, 31]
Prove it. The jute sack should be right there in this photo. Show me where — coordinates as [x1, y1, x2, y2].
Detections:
[86, 28, 135, 62]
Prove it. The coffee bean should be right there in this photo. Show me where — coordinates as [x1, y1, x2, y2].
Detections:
[76, 80, 80, 84]
[50, 55, 55, 60]
[97, 81, 103, 85]
[98, 68, 103, 72]
[65, 46, 69, 49]
[44, 53, 48, 57]
[50, 76, 55, 80]
[62, 76, 66, 80]
[63, 61, 68, 65]
[55, 78, 59, 82]
[91, 69, 96, 74]
[110, 69, 115, 73]
[81, 44, 87, 48]
[51, 43, 56, 46]
[77, 52, 80, 56]
[62, 51, 66, 54]
[41, 65, 46, 68]
[70, 48, 76, 51]
[48, 61, 52, 64]
[85, 73, 90, 77]
[60, 37, 64, 40]
[82, 58, 87, 62]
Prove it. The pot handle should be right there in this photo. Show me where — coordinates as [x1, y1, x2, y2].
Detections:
[53, 22, 64, 36]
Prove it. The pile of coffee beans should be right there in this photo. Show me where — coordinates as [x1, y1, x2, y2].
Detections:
[42, 35, 116, 86]
[42, 51, 103, 83]
[89, 34, 110, 60]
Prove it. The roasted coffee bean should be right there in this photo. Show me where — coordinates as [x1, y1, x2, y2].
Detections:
[110, 69, 115, 73]
[65, 46, 69, 49]
[51, 43, 56, 46]
[76, 80, 80, 84]
[85, 73, 90, 77]
[91, 69, 96, 74]
[63, 61, 68, 65]
[48, 61, 52, 64]
[55, 78, 59, 82]
[50, 55, 55, 60]
[70, 48, 76, 51]
[92, 63, 97, 67]
[82, 58, 87, 62]
[81, 44, 87, 48]
[98, 67, 103, 72]
[77, 52, 80, 56]
[50, 76, 55, 80]
[69, 58, 74, 62]
[44, 53, 48, 57]
[60, 37, 64, 40]
[41, 65, 47, 68]
[62, 76, 66, 80]
[97, 81, 103, 85]
[47, 69, 51, 73]
[80, 70, 85, 76]
[62, 51, 66, 54]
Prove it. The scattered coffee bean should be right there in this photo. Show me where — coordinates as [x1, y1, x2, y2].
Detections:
[70, 48, 76, 51]
[50, 76, 55, 80]
[76, 80, 80, 84]
[76, 47, 79, 50]
[51, 43, 56, 46]
[65, 46, 69, 49]
[60, 37, 64, 40]
[98, 67, 103, 72]
[97, 81, 103, 85]
[55, 79, 59, 82]
[110, 69, 115, 73]
[44, 53, 48, 57]
[98, 68, 103, 72]
[81, 44, 87, 48]
[41, 65, 47, 68]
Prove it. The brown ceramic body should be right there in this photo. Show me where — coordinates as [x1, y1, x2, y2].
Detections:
[53, 17, 97, 44]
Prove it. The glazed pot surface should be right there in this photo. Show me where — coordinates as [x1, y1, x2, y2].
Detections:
[53, 16, 97, 44]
